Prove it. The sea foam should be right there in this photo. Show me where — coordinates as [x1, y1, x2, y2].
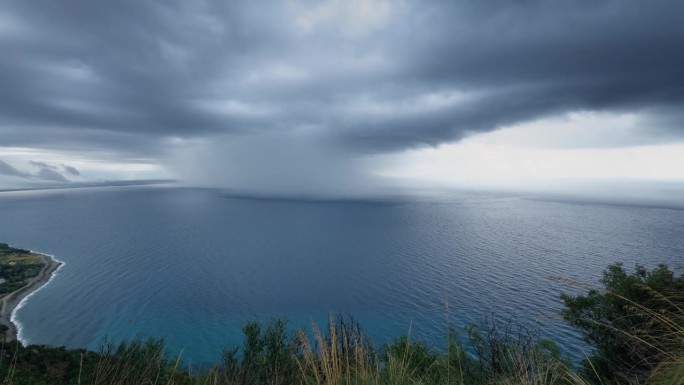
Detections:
[11, 251, 65, 345]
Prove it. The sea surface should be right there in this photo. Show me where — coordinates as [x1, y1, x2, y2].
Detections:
[0, 186, 682, 365]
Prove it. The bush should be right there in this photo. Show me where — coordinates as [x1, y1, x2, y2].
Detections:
[561, 263, 684, 384]
[219, 318, 298, 385]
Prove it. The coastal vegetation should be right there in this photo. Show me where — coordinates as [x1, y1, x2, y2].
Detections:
[560, 263, 684, 384]
[0, 243, 63, 341]
[0, 244, 46, 296]
[0, 260, 681, 384]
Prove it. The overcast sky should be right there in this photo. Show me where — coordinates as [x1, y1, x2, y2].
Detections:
[1, 0, 683, 196]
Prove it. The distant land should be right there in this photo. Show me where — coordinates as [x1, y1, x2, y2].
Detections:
[0, 179, 175, 193]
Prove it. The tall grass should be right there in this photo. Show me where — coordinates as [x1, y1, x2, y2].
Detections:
[295, 315, 377, 385]
[212, 314, 584, 385]
[1, 315, 585, 385]
[85, 338, 188, 385]
[612, 287, 684, 384]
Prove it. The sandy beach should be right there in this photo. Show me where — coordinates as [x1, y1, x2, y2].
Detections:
[0, 253, 62, 342]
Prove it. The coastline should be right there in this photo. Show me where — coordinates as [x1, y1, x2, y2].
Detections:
[0, 252, 63, 343]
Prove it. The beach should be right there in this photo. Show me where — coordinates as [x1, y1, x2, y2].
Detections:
[0, 253, 62, 342]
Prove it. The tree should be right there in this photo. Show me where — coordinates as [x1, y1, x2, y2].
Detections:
[561, 263, 684, 383]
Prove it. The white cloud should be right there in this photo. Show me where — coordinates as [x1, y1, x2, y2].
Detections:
[379, 112, 684, 188]
[474, 111, 647, 149]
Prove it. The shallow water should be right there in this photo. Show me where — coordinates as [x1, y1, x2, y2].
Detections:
[0, 186, 682, 364]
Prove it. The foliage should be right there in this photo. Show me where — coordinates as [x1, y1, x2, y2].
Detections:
[0, 244, 30, 256]
[380, 335, 437, 380]
[219, 318, 298, 385]
[0, 341, 92, 385]
[291, 314, 576, 385]
[0, 316, 582, 385]
[86, 338, 191, 385]
[0, 338, 192, 385]
[561, 263, 684, 384]
[0, 262, 44, 295]
[461, 317, 572, 384]
[0, 244, 45, 296]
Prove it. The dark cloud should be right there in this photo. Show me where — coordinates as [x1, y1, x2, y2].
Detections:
[30, 161, 56, 170]
[0, 159, 78, 183]
[63, 165, 80, 176]
[1, 0, 683, 168]
[0, 160, 30, 178]
[35, 167, 69, 182]
[28, 161, 79, 182]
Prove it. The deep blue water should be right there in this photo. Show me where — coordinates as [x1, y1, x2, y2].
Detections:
[0, 186, 682, 365]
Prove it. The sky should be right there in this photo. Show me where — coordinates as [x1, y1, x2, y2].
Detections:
[1, 0, 683, 197]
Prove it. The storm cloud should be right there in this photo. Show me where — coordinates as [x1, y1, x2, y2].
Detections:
[0, 158, 81, 184]
[0, 160, 30, 178]
[1, 0, 683, 193]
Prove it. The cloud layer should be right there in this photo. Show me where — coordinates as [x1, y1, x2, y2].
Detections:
[0, 159, 81, 184]
[1, 0, 683, 193]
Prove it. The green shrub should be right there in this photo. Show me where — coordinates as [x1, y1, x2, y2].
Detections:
[561, 263, 684, 384]
[220, 318, 298, 385]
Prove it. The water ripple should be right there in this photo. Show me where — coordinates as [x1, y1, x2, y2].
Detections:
[0, 187, 681, 364]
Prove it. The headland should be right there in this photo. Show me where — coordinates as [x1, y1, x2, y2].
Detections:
[0, 243, 63, 342]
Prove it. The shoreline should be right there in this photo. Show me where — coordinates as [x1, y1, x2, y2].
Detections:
[0, 252, 63, 343]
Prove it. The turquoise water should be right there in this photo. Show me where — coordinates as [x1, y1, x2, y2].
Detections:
[0, 186, 682, 365]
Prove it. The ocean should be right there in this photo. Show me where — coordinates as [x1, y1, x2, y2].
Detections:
[0, 186, 682, 365]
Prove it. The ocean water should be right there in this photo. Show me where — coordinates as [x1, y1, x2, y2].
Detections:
[0, 186, 682, 365]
